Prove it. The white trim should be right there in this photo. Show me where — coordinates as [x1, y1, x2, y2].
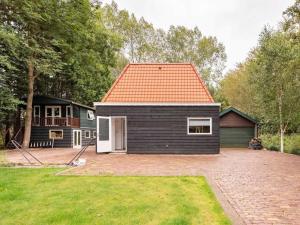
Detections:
[45, 106, 62, 126]
[93, 130, 97, 138]
[96, 116, 112, 153]
[84, 130, 91, 139]
[66, 105, 73, 117]
[87, 110, 95, 120]
[45, 106, 62, 117]
[33, 105, 40, 117]
[49, 129, 64, 139]
[94, 102, 221, 106]
[33, 105, 40, 126]
[187, 117, 212, 135]
[73, 129, 82, 149]
[111, 116, 127, 152]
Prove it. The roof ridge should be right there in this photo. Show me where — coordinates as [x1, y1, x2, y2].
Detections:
[190, 64, 214, 103]
[128, 63, 193, 65]
[101, 64, 130, 102]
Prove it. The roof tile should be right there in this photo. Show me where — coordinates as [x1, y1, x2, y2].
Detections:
[101, 63, 214, 103]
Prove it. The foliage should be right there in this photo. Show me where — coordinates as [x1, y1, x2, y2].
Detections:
[260, 134, 300, 155]
[102, 1, 227, 86]
[218, 1, 300, 137]
[0, 0, 121, 106]
[0, 168, 231, 225]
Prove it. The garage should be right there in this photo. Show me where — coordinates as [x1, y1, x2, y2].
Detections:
[220, 107, 258, 148]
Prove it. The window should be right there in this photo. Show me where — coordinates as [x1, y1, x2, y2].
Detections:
[45, 106, 61, 117]
[45, 106, 61, 126]
[187, 118, 212, 135]
[49, 130, 63, 139]
[66, 106, 72, 117]
[85, 130, 91, 138]
[93, 131, 96, 138]
[66, 106, 72, 126]
[33, 106, 40, 126]
[87, 110, 95, 120]
[33, 105, 40, 117]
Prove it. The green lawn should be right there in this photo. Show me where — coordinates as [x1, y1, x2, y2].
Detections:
[0, 168, 231, 225]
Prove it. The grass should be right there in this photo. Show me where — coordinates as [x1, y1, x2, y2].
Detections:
[0, 168, 231, 225]
[260, 133, 300, 155]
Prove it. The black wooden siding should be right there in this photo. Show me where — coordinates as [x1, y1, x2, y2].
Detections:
[96, 106, 220, 154]
[30, 127, 73, 147]
[81, 128, 96, 146]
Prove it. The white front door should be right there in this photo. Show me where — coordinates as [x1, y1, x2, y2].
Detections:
[73, 130, 82, 149]
[97, 116, 112, 153]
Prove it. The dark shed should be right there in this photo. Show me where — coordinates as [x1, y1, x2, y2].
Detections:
[219, 107, 258, 148]
[94, 63, 220, 154]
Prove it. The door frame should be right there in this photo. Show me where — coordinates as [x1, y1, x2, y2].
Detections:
[96, 116, 127, 153]
[73, 129, 82, 149]
[112, 116, 127, 152]
[96, 116, 112, 153]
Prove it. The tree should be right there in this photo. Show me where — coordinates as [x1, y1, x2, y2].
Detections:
[0, 0, 67, 148]
[250, 29, 300, 152]
[218, 61, 259, 115]
[0, 0, 120, 147]
[102, 1, 227, 86]
[165, 26, 226, 85]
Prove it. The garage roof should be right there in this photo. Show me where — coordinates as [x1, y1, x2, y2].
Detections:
[220, 107, 257, 124]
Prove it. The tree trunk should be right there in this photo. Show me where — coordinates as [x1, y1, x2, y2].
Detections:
[280, 127, 284, 153]
[278, 89, 284, 153]
[22, 60, 35, 148]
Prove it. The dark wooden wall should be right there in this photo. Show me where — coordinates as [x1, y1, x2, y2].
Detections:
[220, 111, 255, 128]
[30, 127, 73, 147]
[96, 105, 220, 154]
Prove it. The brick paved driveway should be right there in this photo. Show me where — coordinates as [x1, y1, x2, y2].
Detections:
[5, 148, 300, 225]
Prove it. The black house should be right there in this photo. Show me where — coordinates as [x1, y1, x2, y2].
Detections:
[19, 96, 96, 148]
[94, 64, 220, 154]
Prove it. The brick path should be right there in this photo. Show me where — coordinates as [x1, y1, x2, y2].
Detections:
[5, 148, 300, 225]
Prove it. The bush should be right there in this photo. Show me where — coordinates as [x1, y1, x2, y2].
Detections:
[260, 134, 300, 155]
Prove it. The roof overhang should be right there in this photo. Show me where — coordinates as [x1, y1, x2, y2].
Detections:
[220, 107, 257, 124]
[94, 102, 221, 106]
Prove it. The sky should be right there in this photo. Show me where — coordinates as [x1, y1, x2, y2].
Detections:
[102, 0, 294, 72]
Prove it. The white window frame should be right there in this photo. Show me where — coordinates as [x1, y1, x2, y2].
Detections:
[187, 117, 212, 135]
[84, 130, 91, 139]
[87, 110, 95, 120]
[66, 105, 73, 117]
[33, 105, 40, 126]
[45, 106, 61, 126]
[33, 105, 40, 117]
[66, 105, 73, 126]
[49, 129, 64, 139]
[45, 106, 62, 117]
[93, 130, 96, 138]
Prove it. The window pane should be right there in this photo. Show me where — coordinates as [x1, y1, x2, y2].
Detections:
[99, 118, 109, 141]
[34, 107, 40, 116]
[189, 126, 210, 133]
[188, 118, 211, 134]
[54, 107, 60, 116]
[50, 130, 63, 139]
[67, 107, 71, 116]
[46, 108, 52, 117]
[189, 119, 210, 126]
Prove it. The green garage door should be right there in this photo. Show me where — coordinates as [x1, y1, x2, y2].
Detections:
[220, 127, 254, 148]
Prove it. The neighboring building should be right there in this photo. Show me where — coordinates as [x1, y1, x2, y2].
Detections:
[20, 96, 96, 148]
[219, 107, 258, 148]
[94, 63, 220, 154]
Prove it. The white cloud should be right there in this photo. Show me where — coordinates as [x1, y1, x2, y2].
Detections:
[102, 0, 294, 72]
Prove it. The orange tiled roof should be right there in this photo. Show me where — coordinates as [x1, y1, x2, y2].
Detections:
[101, 63, 214, 103]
